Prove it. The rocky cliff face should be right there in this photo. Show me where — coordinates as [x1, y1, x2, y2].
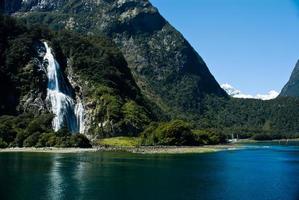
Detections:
[4, 0, 227, 118]
[0, 37, 48, 116]
[1, 0, 65, 13]
[280, 60, 299, 97]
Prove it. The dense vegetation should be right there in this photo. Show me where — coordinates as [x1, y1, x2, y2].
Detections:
[0, 114, 91, 148]
[140, 120, 226, 146]
[196, 96, 299, 140]
[141, 120, 196, 146]
[136, 95, 299, 145]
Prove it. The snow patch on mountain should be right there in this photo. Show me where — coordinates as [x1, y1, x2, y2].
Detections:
[221, 83, 279, 100]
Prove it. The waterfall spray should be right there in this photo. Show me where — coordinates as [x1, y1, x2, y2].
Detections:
[43, 42, 85, 134]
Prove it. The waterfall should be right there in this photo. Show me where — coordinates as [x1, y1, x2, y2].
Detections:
[43, 42, 85, 134]
[75, 101, 85, 134]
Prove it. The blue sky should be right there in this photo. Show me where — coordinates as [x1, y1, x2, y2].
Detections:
[151, 0, 299, 95]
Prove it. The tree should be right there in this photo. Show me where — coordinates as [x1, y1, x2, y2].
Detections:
[141, 120, 196, 146]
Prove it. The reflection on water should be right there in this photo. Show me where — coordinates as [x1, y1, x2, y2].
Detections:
[48, 155, 64, 200]
[1, 144, 299, 200]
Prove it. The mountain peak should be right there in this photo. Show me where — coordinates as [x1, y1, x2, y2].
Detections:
[221, 83, 279, 100]
[280, 60, 299, 97]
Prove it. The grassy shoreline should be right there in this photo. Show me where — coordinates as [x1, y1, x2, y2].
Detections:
[125, 145, 240, 154]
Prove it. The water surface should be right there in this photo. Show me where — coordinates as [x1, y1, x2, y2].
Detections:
[1, 143, 299, 200]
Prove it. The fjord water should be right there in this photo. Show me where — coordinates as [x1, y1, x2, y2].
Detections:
[1, 143, 299, 200]
[44, 42, 85, 133]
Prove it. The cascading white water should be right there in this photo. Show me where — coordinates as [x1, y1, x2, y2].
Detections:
[75, 101, 85, 134]
[43, 42, 85, 134]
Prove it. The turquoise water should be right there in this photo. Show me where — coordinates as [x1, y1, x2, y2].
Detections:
[1, 143, 299, 200]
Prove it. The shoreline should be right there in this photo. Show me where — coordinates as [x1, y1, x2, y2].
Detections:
[0, 144, 241, 154]
[235, 138, 299, 144]
[0, 147, 98, 154]
[126, 145, 241, 154]
[1, 139, 298, 154]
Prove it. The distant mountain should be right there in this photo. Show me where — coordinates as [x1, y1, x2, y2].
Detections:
[280, 60, 299, 97]
[221, 84, 244, 97]
[221, 83, 279, 100]
[2, 0, 227, 119]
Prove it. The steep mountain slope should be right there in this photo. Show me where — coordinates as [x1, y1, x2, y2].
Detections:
[0, 15, 158, 139]
[2, 0, 227, 118]
[199, 96, 299, 137]
[280, 60, 299, 97]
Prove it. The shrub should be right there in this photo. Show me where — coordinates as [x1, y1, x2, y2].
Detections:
[0, 138, 8, 148]
[122, 101, 151, 136]
[252, 134, 273, 141]
[0, 123, 17, 144]
[14, 130, 31, 147]
[55, 136, 72, 148]
[141, 120, 196, 146]
[23, 132, 41, 147]
[193, 129, 226, 145]
[70, 134, 92, 148]
[26, 114, 53, 134]
[36, 133, 57, 147]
